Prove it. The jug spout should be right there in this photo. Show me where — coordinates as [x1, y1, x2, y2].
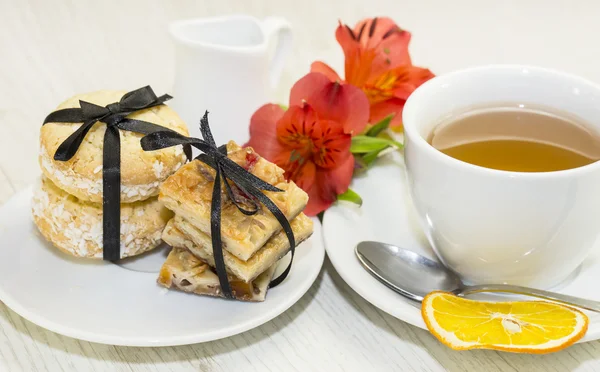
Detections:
[169, 15, 267, 50]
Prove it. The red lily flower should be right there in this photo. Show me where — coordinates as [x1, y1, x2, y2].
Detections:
[311, 17, 435, 128]
[289, 72, 369, 135]
[246, 73, 369, 215]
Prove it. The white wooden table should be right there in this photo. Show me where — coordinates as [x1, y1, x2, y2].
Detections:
[2, 0, 600, 370]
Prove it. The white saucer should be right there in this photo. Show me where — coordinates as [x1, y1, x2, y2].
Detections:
[323, 151, 600, 343]
[0, 186, 325, 346]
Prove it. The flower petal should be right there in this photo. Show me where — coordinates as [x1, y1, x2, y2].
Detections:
[303, 155, 355, 216]
[390, 66, 435, 100]
[274, 103, 351, 169]
[335, 22, 372, 86]
[289, 159, 316, 197]
[371, 29, 412, 76]
[276, 104, 322, 150]
[336, 21, 360, 64]
[313, 120, 351, 169]
[353, 17, 403, 48]
[246, 104, 286, 160]
[310, 61, 342, 82]
[365, 64, 434, 127]
[369, 98, 405, 128]
[346, 17, 413, 80]
[324, 154, 355, 195]
[290, 72, 369, 135]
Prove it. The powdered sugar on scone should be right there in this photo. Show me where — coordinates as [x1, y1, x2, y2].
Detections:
[32, 176, 172, 259]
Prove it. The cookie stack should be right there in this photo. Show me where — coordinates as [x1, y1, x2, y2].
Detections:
[158, 141, 314, 301]
[32, 90, 189, 259]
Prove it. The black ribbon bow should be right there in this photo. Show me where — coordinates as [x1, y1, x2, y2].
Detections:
[141, 111, 296, 298]
[43, 86, 192, 261]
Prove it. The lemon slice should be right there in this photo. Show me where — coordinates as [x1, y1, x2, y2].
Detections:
[422, 291, 588, 353]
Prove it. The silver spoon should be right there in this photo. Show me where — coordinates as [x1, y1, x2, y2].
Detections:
[356, 241, 600, 312]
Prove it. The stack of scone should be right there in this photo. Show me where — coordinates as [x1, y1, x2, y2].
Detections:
[158, 141, 314, 301]
[33, 90, 189, 259]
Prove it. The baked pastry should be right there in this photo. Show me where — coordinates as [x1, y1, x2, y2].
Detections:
[159, 141, 309, 261]
[163, 214, 313, 282]
[40, 90, 189, 203]
[158, 248, 277, 302]
[32, 176, 172, 258]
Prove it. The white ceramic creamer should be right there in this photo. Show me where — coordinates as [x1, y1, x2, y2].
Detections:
[169, 15, 292, 144]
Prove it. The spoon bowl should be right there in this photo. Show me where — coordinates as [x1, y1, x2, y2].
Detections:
[355, 241, 462, 301]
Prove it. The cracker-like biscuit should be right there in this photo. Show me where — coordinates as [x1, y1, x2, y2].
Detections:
[32, 176, 172, 259]
[157, 248, 276, 302]
[159, 141, 309, 261]
[163, 214, 313, 282]
[40, 90, 189, 203]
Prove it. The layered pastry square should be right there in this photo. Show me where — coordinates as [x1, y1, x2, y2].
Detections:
[159, 230, 277, 302]
[158, 142, 309, 261]
[157, 141, 313, 302]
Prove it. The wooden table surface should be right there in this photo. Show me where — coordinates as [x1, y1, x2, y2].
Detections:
[3, 0, 600, 371]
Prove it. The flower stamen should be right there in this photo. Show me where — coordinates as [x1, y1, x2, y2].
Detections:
[362, 70, 402, 104]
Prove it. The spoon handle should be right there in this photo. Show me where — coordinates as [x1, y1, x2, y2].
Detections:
[456, 284, 600, 312]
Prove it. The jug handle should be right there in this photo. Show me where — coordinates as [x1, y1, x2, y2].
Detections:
[261, 17, 293, 88]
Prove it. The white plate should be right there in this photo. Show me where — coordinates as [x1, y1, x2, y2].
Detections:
[0, 186, 324, 346]
[323, 151, 600, 342]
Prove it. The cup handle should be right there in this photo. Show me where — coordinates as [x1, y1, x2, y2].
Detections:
[261, 17, 293, 89]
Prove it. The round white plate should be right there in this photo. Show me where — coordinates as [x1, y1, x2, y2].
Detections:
[0, 186, 324, 346]
[323, 151, 600, 343]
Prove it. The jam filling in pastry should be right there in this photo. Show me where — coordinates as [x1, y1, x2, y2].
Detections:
[158, 248, 277, 302]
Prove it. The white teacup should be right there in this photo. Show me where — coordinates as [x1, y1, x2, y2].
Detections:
[402, 65, 600, 289]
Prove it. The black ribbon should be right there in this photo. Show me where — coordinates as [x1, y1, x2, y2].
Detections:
[141, 111, 296, 298]
[43, 86, 192, 261]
